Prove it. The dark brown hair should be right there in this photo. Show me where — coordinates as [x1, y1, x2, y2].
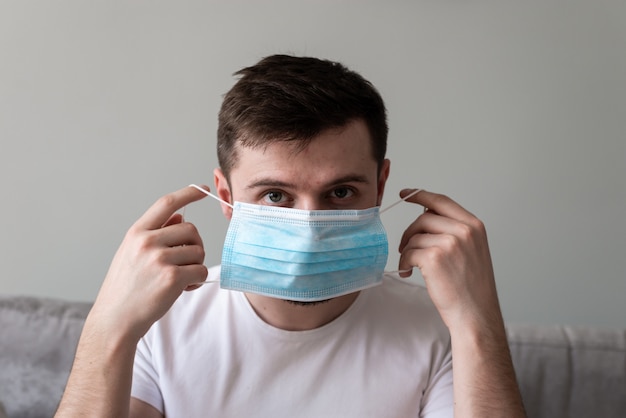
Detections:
[217, 55, 388, 178]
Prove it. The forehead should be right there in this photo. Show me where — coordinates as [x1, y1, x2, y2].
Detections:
[230, 120, 378, 188]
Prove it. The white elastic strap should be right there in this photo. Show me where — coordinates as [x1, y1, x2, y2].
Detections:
[381, 189, 422, 276]
[189, 185, 419, 284]
[191, 184, 420, 213]
[196, 279, 220, 286]
[188, 184, 231, 286]
[379, 189, 422, 214]
[189, 184, 234, 208]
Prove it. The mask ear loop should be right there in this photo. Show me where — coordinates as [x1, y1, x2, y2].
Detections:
[189, 184, 234, 208]
[189, 185, 422, 282]
[379, 188, 423, 276]
[379, 189, 422, 214]
[186, 184, 234, 286]
[181, 184, 234, 223]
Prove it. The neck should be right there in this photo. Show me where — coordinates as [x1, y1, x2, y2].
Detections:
[245, 292, 360, 331]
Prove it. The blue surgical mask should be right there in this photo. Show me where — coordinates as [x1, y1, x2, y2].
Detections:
[189, 185, 420, 302]
[221, 202, 388, 301]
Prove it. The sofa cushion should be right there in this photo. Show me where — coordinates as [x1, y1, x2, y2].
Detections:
[507, 324, 626, 418]
[0, 296, 91, 418]
[2, 295, 625, 418]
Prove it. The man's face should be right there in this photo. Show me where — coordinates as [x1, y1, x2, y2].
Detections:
[214, 119, 390, 215]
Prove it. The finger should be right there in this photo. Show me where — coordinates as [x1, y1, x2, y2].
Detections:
[162, 213, 184, 228]
[153, 222, 204, 248]
[173, 264, 209, 289]
[398, 234, 434, 277]
[135, 185, 211, 231]
[398, 211, 465, 252]
[184, 284, 202, 291]
[160, 244, 206, 266]
[400, 189, 476, 224]
[398, 234, 459, 277]
[398, 246, 424, 278]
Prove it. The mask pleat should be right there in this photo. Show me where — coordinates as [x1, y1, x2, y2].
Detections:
[220, 201, 389, 302]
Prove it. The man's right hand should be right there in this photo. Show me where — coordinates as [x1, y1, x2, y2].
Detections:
[89, 185, 210, 344]
[56, 185, 210, 418]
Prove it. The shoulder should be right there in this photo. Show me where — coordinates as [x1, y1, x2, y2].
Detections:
[374, 272, 442, 316]
[144, 266, 233, 339]
[362, 272, 449, 341]
[380, 272, 436, 301]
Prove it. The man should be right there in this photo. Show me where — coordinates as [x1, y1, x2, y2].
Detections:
[56, 55, 525, 417]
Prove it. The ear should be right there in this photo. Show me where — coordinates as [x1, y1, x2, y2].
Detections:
[213, 168, 234, 220]
[376, 159, 391, 207]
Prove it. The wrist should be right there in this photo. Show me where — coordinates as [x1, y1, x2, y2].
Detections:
[57, 310, 138, 417]
[447, 305, 508, 349]
[447, 308, 525, 417]
[81, 308, 142, 358]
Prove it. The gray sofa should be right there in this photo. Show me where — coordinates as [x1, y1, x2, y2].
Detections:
[1, 295, 625, 418]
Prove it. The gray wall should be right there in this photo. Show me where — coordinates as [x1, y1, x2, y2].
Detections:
[1, 1, 624, 329]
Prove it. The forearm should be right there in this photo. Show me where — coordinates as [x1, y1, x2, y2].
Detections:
[55, 313, 138, 418]
[55, 186, 209, 417]
[450, 314, 526, 418]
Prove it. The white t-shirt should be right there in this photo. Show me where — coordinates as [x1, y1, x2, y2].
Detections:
[132, 266, 453, 417]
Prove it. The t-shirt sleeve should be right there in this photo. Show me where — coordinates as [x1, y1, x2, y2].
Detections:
[420, 337, 454, 417]
[131, 336, 164, 414]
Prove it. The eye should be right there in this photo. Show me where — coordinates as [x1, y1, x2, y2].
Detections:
[331, 187, 354, 199]
[263, 190, 285, 204]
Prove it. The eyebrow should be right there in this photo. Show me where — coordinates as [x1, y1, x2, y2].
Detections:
[246, 174, 371, 190]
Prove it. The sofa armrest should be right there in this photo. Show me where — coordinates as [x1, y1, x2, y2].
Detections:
[507, 323, 626, 418]
[0, 295, 92, 418]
